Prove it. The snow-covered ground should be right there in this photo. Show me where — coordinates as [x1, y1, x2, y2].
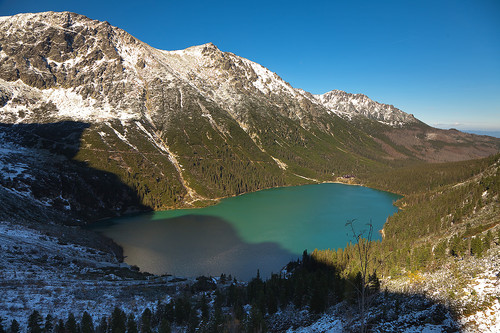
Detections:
[1, 215, 498, 332]
[275, 292, 459, 333]
[286, 310, 343, 333]
[384, 244, 500, 333]
[0, 221, 181, 328]
[281, 244, 500, 332]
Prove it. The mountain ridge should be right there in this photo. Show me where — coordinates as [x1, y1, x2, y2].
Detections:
[0, 11, 499, 215]
[0, 11, 418, 127]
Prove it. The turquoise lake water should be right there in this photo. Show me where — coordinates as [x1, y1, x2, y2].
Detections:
[92, 183, 400, 281]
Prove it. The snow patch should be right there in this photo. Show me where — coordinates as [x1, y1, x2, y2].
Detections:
[271, 156, 288, 170]
[107, 124, 139, 151]
[0, 163, 27, 180]
[242, 58, 296, 96]
[0, 220, 173, 328]
[43, 87, 137, 122]
[292, 173, 319, 182]
[287, 315, 342, 332]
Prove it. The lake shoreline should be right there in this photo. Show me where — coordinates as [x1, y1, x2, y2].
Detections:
[91, 176, 395, 226]
[92, 183, 401, 280]
[135, 176, 375, 214]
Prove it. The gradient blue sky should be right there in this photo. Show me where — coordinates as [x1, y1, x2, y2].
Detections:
[1, 0, 499, 131]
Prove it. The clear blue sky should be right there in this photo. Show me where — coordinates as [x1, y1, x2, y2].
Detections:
[1, 0, 499, 130]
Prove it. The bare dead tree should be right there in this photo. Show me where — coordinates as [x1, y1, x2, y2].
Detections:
[346, 219, 380, 333]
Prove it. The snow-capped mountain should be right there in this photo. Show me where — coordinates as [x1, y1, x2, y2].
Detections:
[0, 11, 499, 213]
[315, 90, 417, 126]
[0, 11, 412, 127]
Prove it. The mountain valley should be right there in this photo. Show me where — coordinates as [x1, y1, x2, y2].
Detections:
[0, 11, 499, 332]
[1, 11, 499, 215]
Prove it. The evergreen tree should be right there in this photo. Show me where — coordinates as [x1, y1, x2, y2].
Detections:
[111, 307, 126, 333]
[174, 297, 192, 325]
[81, 311, 94, 333]
[54, 319, 65, 333]
[43, 314, 54, 333]
[484, 231, 493, 250]
[200, 295, 209, 322]
[0, 317, 5, 333]
[126, 314, 137, 333]
[187, 309, 199, 333]
[310, 284, 326, 314]
[65, 313, 78, 333]
[234, 301, 245, 322]
[162, 302, 175, 325]
[266, 291, 278, 315]
[158, 318, 171, 333]
[247, 304, 266, 333]
[140, 308, 152, 333]
[434, 239, 448, 260]
[450, 235, 466, 257]
[471, 236, 483, 257]
[96, 317, 107, 333]
[28, 310, 43, 333]
[206, 305, 223, 333]
[368, 272, 381, 294]
[9, 320, 19, 333]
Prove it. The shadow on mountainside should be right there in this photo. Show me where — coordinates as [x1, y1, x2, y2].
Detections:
[0, 121, 298, 277]
[262, 254, 462, 332]
[0, 121, 149, 221]
[0, 121, 150, 256]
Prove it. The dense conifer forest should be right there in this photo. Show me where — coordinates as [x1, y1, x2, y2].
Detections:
[4, 155, 498, 332]
[314, 153, 500, 279]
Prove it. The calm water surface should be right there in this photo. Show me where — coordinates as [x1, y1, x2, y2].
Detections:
[92, 183, 400, 280]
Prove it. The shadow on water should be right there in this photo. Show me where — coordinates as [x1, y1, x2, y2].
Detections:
[0, 121, 296, 280]
[92, 213, 298, 281]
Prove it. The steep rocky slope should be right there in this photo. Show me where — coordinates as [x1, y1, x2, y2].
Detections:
[314, 89, 418, 126]
[0, 11, 499, 217]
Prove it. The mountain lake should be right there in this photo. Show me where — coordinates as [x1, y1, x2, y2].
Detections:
[91, 183, 401, 281]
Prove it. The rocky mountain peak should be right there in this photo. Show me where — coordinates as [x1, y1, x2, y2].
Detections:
[174, 42, 222, 56]
[0, 11, 420, 128]
[0, 11, 150, 123]
[315, 89, 418, 126]
[200, 42, 220, 54]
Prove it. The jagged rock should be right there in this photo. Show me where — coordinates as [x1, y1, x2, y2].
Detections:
[315, 89, 417, 126]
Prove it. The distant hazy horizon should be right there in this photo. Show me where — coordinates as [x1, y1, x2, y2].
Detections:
[462, 130, 500, 139]
[432, 125, 500, 138]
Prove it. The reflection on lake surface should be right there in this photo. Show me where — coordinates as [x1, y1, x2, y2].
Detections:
[92, 183, 400, 280]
